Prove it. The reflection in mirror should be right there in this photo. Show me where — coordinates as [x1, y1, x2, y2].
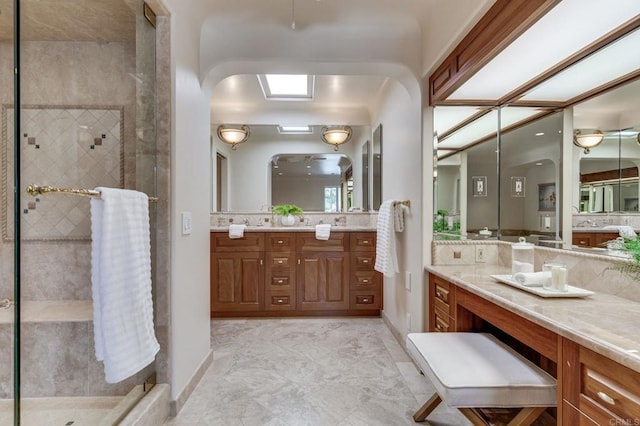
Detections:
[271, 153, 352, 212]
[433, 106, 563, 243]
[579, 129, 640, 212]
[500, 109, 563, 244]
[362, 140, 370, 211]
[372, 124, 382, 210]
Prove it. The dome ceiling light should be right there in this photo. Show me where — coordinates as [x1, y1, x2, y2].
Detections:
[217, 125, 250, 150]
[321, 126, 352, 151]
[573, 129, 604, 154]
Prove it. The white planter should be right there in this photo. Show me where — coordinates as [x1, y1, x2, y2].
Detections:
[281, 214, 296, 226]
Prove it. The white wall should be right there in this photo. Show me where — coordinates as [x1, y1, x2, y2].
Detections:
[371, 79, 424, 335]
[164, 1, 212, 403]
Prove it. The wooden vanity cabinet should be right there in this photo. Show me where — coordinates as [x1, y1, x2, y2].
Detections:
[211, 231, 381, 317]
[265, 233, 296, 311]
[428, 274, 455, 332]
[297, 232, 350, 311]
[563, 339, 640, 425]
[572, 232, 619, 248]
[210, 233, 265, 312]
[350, 232, 381, 310]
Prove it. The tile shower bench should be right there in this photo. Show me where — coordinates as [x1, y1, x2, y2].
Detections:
[426, 264, 640, 425]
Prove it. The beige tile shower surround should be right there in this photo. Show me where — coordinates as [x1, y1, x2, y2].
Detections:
[0, 39, 146, 401]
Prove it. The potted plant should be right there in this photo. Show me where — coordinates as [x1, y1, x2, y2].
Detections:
[272, 204, 304, 226]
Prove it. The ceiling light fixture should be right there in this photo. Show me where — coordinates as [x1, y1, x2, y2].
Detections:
[321, 126, 352, 151]
[573, 129, 604, 154]
[217, 125, 250, 150]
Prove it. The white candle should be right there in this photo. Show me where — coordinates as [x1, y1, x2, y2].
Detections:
[551, 266, 567, 292]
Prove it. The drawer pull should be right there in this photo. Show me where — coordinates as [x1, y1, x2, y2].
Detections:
[363, 259, 369, 263]
[363, 240, 369, 244]
[436, 291, 442, 298]
[363, 279, 369, 283]
[277, 240, 284, 244]
[436, 323, 443, 331]
[277, 280, 283, 284]
[597, 391, 615, 405]
[362, 298, 369, 302]
[278, 260, 283, 264]
[277, 299, 283, 303]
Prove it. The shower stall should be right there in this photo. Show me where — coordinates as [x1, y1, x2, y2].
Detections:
[1, 1, 169, 424]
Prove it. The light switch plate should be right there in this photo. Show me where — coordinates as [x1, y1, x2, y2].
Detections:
[182, 212, 192, 235]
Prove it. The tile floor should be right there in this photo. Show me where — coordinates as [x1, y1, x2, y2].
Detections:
[164, 318, 471, 426]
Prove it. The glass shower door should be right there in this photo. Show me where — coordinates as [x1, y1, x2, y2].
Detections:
[12, 1, 159, 424]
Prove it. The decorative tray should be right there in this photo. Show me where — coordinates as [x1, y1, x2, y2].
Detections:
[489, 274, 594, 298]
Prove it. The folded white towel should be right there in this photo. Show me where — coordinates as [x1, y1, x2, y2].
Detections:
[91, 187, 160, 383]
[375, 200, 399, 277]
[513, 271, 550, 287]
[229, 224, 246, 239]
[512, 260, 534, 274]
[603, 225, 637, 238]
[315, 224, 331, 240]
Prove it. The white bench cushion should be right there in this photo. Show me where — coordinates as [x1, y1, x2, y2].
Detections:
[406, 333, 556, 408]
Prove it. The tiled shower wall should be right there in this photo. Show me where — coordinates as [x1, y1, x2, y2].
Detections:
[0, 40, 143, 397]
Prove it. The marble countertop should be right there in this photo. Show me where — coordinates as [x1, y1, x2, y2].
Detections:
[426, 264, 640, 374]
[572, 227, 638, 233]
[211, 226, 377, 232]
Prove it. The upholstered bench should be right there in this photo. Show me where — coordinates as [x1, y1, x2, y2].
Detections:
[406, 332, 556, 425]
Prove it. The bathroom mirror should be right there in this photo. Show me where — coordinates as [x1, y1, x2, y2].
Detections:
[433, 106, 563, 242]
[362, 140, 370, 211]
[372, 124, 382, 210]
[575, 78, 640, 214]
[271, 153, 352, 212]
[214, 124, 370, 212]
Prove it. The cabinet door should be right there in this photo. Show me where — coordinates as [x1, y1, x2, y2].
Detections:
[298, 252, 349, 311]
[211, 252, 263, 312]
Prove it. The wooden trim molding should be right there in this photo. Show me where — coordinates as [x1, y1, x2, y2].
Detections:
[428, 0, 560, 106]
[581, 166, 638, 184]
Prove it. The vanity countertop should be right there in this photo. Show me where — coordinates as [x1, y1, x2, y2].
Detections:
[572, 226, 638, 233]
[211, 226, 377, 232]
[426, 264, 640, 374]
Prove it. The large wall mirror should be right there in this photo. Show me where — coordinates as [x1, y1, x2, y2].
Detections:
[434, 106, 563, 243]
[372, 124, 382, 210]
[574, 78, 640, 214]
[214, 124, 370, 212]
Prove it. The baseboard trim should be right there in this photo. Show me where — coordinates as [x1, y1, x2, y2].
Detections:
[169, 349, 213, 417]
[381, 310, 407, 352]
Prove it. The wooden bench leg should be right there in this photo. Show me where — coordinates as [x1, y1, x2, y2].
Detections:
[458, 408, 489, 426]
[507, 407, 547, 426]
[413, 394, 441, 422]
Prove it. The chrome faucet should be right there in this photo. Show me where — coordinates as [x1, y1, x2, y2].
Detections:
[243, 217, 250, 226]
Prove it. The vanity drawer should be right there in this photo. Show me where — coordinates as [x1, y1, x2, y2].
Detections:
[266, 233, 296, 251]
[433, 307, 452, 332]
[270, 295, 290, 305]
[266, 292, 295, 311]
[353, 254, 375, 269]
[564, 339, 640, 423]
[572, 233, 594, 248]
[350, 291, 381, 310]
[271, 276, 290, 286]
[270, 255, 292, 268]
[429, 275, 455, 322]
[350, 233, 376, 252]
[211, 232, 264, 252]
[351, 270, 380, 290]
[297, 232, 347, 252]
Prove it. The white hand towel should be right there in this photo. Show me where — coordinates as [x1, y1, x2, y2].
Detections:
[603, 225, 637, 238]
[315, 224, 331, 240]
[375, 200, 399, 277]
[229, 224, 246, 239]
[513, 271, 550, 287]
[91, 187, 160, 383]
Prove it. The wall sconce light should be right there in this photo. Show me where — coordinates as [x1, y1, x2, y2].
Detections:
[573, 129, 603, 154]
[321, 125, 352, 151]
[217, 125, 250, 150]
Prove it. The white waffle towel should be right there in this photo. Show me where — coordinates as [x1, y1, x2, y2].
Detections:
[315, 224, 331, 240]
[375, 200, 399, 277]
[229, 224, 246, 239]
[513, 271, 549, 287]
[91, 187, 160, 383]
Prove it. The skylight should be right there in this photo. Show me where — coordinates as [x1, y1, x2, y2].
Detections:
[258, 74, 314, 100]
[277, 125, 313, 134]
